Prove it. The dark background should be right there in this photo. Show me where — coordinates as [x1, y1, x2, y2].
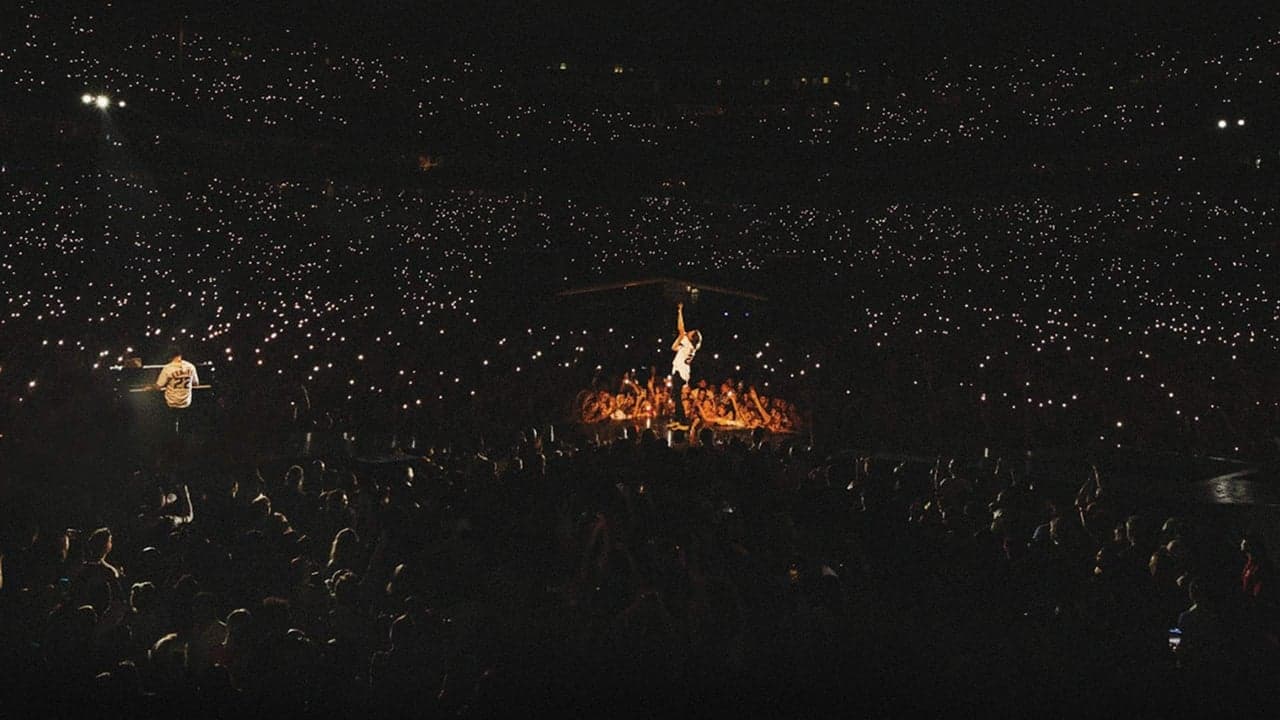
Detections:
[21, 2, 1278, 64]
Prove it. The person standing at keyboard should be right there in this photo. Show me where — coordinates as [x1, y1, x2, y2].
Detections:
[154, 346, 199, 435]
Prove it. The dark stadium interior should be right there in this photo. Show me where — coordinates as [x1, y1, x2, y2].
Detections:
[1, 2, 1278, 717]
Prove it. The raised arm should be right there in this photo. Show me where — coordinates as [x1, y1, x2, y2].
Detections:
[174, 484, 195, 526]
[671, 303, 686, 351]
[621, 372, 640, 394]
[727, 390, 744, 421]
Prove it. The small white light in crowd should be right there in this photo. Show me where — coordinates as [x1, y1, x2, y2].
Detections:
[95, 95, 110, 110]
[1217, 119, 1227, 129]
[1236, 118, 1245, 127]
[117, 100, 126, 108]
[81, 93, 93, 105]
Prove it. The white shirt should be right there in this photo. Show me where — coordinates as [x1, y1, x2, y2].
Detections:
[156, 360, 199, 408]
[672, 334, 701, 381]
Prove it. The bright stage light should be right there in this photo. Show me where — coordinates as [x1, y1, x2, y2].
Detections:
[81, 93, 93, 105]
[117, 100, 126, 108]
[1236, 118, 1245, 127]
[1217, 119, 1227, 129]
[95, 95, 110, 109]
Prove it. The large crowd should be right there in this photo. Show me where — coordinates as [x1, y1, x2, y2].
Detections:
[1, 435, 1276, 715]
[4, 1, 1278, 195]
[1, 174, 1276, 461]
[1, 3, 1279, 714]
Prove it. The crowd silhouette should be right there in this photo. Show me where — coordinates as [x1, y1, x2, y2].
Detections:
[1, 429, 1277, 715]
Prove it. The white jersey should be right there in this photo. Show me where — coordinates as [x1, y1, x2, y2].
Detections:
[672, 334, 701, 381]
[156, 360, 199, 409]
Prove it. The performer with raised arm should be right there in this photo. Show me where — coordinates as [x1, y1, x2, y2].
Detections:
[668, 302, 702, 430]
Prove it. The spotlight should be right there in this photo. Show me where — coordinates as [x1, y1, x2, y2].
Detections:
[1237, 118, 1245, 127]
[117, 100, 126, 108]
[1217, 119, 1227, 129]
[81, 93, 93, 105]
[95, 95, 110, 109]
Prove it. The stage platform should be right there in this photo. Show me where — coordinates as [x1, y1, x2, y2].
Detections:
[240, 421, 801, 467]
[571, 418, 803, 447]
